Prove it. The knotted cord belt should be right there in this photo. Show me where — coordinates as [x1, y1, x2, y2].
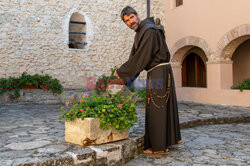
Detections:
[147, 62, 170, 73]
[147, 63, 171, 109]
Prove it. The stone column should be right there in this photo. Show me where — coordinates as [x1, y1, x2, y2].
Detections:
[171, 63, 182, 87]
[206, 60, 233, 90]
[220, 60, 233, 89]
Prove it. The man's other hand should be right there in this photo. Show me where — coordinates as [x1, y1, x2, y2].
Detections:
[114, 71, 120, 79]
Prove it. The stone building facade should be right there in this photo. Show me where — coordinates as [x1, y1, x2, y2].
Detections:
[165, 0, 250, 107]
[0, 0, 165, 88]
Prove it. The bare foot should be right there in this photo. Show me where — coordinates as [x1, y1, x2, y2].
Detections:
[170, 140, 183, 148]
[143, 149, 153, 154]
[143, 149, 169, 154]
[177, 140, 183, 144]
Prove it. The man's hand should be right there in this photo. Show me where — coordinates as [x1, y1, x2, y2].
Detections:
[114, 70, 120, 79]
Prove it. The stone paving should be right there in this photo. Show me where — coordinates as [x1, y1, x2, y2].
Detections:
[130, 101, 250, 136]
[0, 102, 249, 165]
[126, 123, 250, 166]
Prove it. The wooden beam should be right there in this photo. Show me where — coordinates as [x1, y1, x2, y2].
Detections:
[147, 0, 150, 18]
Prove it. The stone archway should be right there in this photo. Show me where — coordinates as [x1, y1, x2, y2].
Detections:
[232, 39, 250, 86]
[215, 24, 250, 61]
[181, 47, 207, 88]
[214, 24, 250, 87]
[170, 37, 211, 87]
[170, 36, 212, 65]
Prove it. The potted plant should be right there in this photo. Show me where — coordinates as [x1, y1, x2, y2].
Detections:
[58, 90, 138, 146]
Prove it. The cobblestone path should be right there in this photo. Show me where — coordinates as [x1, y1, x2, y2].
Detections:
[0, 102, 249, 165]
[126, 123, 250, 166]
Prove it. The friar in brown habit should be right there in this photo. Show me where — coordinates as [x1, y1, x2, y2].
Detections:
[114, 6, 182, 154]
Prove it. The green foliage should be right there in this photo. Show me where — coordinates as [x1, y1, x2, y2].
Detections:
[135, 87, 147, 104]
[95, 66, 120, 94]
[231, 78, 250, 92]
[0, 78, 7, 94]
[0, 72, 63, 100]
[58, 92, 138, 131]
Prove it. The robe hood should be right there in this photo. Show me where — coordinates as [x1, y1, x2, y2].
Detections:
[136, 17, 158, 32]
[134, 17, 161, 50]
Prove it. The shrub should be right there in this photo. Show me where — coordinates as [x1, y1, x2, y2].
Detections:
[95, 66, 123, 94]
[231, 78, 250, 92]
[135, 87, 147, 104]
[0, 72, 63, 100]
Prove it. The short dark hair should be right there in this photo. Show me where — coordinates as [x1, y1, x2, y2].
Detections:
[120, 6, 137, 21]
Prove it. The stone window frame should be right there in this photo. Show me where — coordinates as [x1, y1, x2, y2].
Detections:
[64, 10, 93, 51]
[68, 13, 87, 49]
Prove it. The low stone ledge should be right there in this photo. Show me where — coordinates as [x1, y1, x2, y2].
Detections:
[180, 116, 250, 129]
[0, 89, 144, 105]
[0, 89, 93, 104]
[0, 89, 61, 104]
[13, 135, 144, 166]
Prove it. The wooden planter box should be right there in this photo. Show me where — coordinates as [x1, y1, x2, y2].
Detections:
[65, 118, 129, 146]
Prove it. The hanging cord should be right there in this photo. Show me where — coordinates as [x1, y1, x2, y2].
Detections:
[148, 72, 171, 109]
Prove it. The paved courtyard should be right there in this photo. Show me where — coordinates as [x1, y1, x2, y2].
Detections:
[0, 102, 249, 165]
[126, 123, 250, 166]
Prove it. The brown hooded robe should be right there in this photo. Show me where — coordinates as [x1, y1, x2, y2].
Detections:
[117, 17, 181, 151]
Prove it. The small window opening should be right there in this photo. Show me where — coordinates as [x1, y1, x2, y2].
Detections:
[176, 0, 183, 7]
[69, 13, 87, 49]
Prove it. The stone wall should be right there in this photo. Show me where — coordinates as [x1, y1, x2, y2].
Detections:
[0, 0, 165, 88]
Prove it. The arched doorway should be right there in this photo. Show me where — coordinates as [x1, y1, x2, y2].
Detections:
[232, 39, 250, 86]
[182, 53, 207, 87]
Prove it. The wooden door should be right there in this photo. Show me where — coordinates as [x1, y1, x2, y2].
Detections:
[182, 53, 207, 87]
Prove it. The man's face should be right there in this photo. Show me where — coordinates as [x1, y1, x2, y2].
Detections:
[123, 13, 140, 30]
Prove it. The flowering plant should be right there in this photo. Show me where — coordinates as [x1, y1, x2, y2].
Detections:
[58, 92, 138, 131]
[95, 66, 124, 94]
[231, 78, 250, 92]
[0, 72, 63, 100]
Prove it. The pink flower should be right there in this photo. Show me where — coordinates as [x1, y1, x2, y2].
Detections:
[65, 102, 69, 107]
[118, 104, 123, 108]
[80, 109, 84, 112]
[80, 99, 83, 103]
[70, 95, 74, 99]
[82, 93, 89, 98]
